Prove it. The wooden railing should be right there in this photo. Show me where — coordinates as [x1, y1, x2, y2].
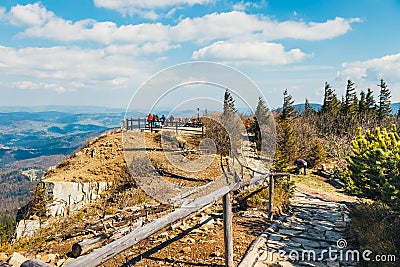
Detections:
[21, 147, 289, 267]
[125, 118, 204, 136]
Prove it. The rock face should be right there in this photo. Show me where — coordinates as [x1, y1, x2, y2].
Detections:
[46, 181, 112, 217]
[15, 220, 41, 239]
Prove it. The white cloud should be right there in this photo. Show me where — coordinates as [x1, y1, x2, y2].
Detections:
[4, 4, 359, 46]
[233, 2, 246, 11]
[192, 41, 309, 65]
[93, 0, 212, 18]
[13, 81, 66, 92]
[338, 53, 400, 82]
[336, 53, 400, 100]
[9, 3, 55, 26]
[0, 45, 155, 92]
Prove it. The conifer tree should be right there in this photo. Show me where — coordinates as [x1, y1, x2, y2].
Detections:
[378, 79, 392, 121]
[277, 120, 298, 164]
[303, 98, 315, 117]
[365, 88, 376, 112]
[343, 79, 358, 115]
[345, 126, 400, 207]
[255, 96, 270, 125]
[358, 90, 367, 114]
[321, 82, 340, 115]
[280, 89, 296, 121]
[223, 88, 236, 118]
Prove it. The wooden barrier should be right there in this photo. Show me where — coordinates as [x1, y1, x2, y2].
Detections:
[124, 118, 204, 136]
[21, 138, 288, 267]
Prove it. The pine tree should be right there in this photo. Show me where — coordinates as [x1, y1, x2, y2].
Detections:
[345, 126, 400, 207]
[306, 138, 326, 168]
[277, 120, 298, 164]
[303, 98, 315, 117]
[321, 82, 340, 115]
[343, 80, 358, 115]
[223, 88, 236, 118]
[366, 88, 376, 112]
[358, 90, 367, 114]
[255, 96, 270, 125]
[280, 89, 296, 121]
[378, 79, 392, 121]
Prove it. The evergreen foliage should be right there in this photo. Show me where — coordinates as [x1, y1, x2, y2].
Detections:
[223, 88, 236, 118]
[365, 88, 376, 112]
[280, 89, 296, 121]
[378, 79, 392, 121]
[306, 139, 326, 168]
[303, 99, 315, 117]
[0, 215, 16, 245]
[345, 126, 400, 208]
[342, 79, 358, 115]
[321, 82, 340, 115]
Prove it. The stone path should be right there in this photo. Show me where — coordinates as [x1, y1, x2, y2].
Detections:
[254, 189, 354, 267]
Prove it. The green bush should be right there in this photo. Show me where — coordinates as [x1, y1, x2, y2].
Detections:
[345, 126, 400, 208]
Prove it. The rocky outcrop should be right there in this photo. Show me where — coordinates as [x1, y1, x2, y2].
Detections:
[45, 181, 112, 217]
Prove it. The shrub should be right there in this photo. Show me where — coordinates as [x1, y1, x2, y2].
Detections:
[345, 126, 400, 208]
[349, 201, 400, 266]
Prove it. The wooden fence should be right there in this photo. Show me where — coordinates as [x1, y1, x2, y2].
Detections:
[125, 118, 204, 136]
[21, 152, 289, 267]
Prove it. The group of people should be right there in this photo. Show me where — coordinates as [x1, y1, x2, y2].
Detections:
[146, 113, 204, 128]
[147, 113, 170, 127]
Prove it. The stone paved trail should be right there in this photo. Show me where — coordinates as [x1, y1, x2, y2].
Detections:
[254, 189, 354, 267]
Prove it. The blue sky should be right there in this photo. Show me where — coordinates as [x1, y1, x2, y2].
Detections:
[0, 0, 400, 110]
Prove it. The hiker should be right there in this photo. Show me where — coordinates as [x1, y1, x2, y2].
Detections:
[294, 158, 308, 175]
[245, 120, 251, 131]
[160, 115, 166, 126]
[147, 114, 153, 128]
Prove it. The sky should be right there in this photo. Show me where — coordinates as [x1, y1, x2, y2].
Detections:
[0, 0, 400, 110]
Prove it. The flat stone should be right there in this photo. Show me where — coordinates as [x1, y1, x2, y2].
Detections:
[291, 238, 322, 248]
[298, 261, 328, 267]
[325, 259, 340, 267]
[313, 225, 333, 231]
[324, 231, 343, 242]
[279, 229, 303, 236]
[284, 241, 302, 248]
[269, 233, 285, 241]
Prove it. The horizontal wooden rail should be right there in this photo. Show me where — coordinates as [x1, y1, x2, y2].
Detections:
[21, 171, 288, 267]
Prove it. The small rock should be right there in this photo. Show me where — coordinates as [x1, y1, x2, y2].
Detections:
[210, 251, 220, 257]
[180, 247, 191, 253]
[0, 253, 9, 261]
[185, 237, 195, 244]
[8, 252, 26, 267]
[56, 258, 66, 266]
[35, 254, 41, 260]
[158, 232, 169, 239]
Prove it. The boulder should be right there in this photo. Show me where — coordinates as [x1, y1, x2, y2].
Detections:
[8, 252, 26, 267]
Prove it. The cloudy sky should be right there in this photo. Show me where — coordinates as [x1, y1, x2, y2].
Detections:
[0, 0, 400, 110]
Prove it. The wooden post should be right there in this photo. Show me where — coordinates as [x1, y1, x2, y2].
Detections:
[268, 175, 274, 220]
[223, 193, 234, 267]
[138, 118, 140, 130]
